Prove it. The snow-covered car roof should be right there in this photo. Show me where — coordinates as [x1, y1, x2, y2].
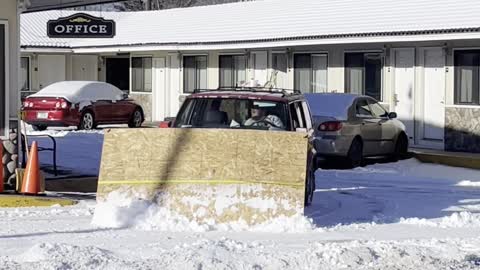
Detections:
[304, 93, 359, 120]
[29, 81, 124, 103]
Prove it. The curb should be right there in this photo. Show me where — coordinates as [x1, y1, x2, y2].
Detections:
[413, 151, 480, 170]
[0, 194, 76, 207]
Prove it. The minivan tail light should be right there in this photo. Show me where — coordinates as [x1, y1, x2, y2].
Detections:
[319, 121, 343, 131]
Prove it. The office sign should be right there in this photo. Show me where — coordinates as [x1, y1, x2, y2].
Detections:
[47, 13, 115, 38]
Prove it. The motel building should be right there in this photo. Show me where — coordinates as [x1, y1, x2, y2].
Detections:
[0, 0, 123, 189]
[3, 0, 480, 187]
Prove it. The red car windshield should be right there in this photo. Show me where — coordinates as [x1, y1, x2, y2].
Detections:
[174, 98, 288, 130]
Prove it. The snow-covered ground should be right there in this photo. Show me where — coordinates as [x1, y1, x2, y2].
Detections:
[22, 125, 114, 178]
[1, 157, 480, 269]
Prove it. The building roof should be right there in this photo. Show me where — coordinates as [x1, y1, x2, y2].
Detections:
[21, 0, 480, 51]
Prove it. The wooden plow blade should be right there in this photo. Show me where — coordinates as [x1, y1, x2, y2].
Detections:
[97, 128, 308, 225]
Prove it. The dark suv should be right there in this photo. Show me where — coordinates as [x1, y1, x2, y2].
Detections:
[165, 87, 317, 206]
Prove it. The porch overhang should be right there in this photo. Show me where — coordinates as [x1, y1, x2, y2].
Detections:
[66, 31, 480, 53]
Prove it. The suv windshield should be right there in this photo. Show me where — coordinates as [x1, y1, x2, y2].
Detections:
[174, 98, 288, 130]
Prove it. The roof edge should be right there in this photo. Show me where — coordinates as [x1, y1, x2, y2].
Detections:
[21, 27, 480, 52]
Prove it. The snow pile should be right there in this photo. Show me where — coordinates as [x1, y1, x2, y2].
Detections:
[0, 204, 94, 219]
[92, 191, 318, 233]
[71, 128, 105, 134]
[399, 212, 480, 228]
[126, 237, 480, 270]
[457, 180, 480, 187]
[10, 243, 137, 270]
[346, 158, 480, 182]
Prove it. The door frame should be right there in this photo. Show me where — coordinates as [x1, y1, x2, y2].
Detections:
[0, 20, 9, 139]
[152, 57, 167, 121]
[416, 47, 446, 149]
[391, 47, 416, 145]
[103, 56, 130, 92]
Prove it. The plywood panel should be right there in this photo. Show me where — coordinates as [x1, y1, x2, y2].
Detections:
[97, 128, 309, 224]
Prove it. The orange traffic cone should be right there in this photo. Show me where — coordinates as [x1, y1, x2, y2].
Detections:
[21, 141, 40, 195]
[0, 144, 4, 193]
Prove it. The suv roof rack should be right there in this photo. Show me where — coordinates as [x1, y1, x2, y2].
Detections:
[193, 87, 302, 96]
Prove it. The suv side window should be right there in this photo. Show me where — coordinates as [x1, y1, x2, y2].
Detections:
[174, 99, 196, 127]
[289, 103, 299, 128]
[368, 99, 388, 118]
[355, 98, 373, 118]
[291, 102, 307, 129]
[301, 101, 313, 129]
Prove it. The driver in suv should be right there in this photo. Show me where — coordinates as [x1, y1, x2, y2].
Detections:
[244, 104, 285, 129]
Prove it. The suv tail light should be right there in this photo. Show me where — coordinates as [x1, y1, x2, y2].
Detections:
[319, 121, 343, 132]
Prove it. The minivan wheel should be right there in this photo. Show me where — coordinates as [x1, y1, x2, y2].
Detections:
[128, 108, 143, 128]
[32, 125, 47, 131]
[347, 138, 363, 168]
[78, 111, 95, 130]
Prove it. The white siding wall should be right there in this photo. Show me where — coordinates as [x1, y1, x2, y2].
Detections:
[23, 39, 480, 126]
[0, 0, 18, 127]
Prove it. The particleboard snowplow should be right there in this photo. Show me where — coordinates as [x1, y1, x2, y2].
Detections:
[97, 128, 309, 225]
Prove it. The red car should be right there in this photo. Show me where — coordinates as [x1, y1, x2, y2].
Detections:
[22, 81, 144, 130]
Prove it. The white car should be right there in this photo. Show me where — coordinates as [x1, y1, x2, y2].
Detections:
[305, 93, 408, 167]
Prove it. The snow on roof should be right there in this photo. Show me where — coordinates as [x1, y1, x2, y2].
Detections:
[304, 93, 358, 120]
[29, 81, 124, 103]
[21, 0, 480, 50]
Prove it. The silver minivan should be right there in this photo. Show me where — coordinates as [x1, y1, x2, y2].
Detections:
[305, 93, 408, 167]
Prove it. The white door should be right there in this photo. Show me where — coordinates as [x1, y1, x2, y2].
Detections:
[168, 53, 181, 115]
[152, 57, 167, 121]
[393, 48, 415, 143]
[72, 55, 98, 81]
[251, 51, 268, 86]
[38, 55, 66, 89]
[422, 48, 445, 142]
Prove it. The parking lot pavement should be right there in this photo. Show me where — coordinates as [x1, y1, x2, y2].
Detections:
[308, 158, 480, 227]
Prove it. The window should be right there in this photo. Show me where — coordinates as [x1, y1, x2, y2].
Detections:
[20, 57, 30, 96]
[454, 50, 480, 105]
[368, 99, 388, 118]
[345, 52, 383, 100]
[301, 101, 313, 129]
[219, 55, 246, 87]
[271, 53, 287, 88]
[294, 54, 327, 93]
[131, 57, 152, 92]
[355, 99, 373, 117]
[0, 24, 5, 136]
[183, 55, 207, 93]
